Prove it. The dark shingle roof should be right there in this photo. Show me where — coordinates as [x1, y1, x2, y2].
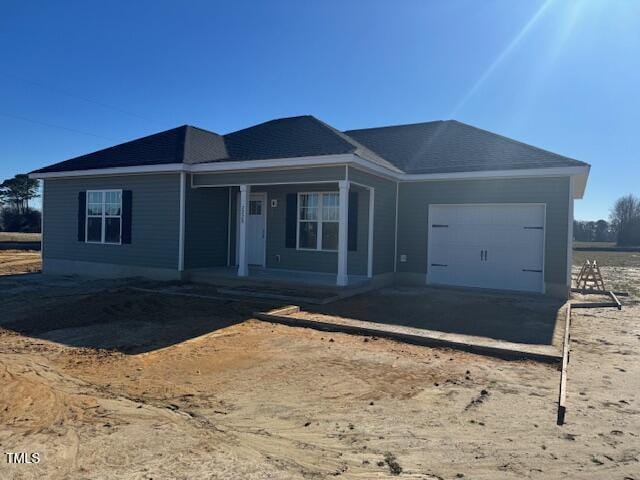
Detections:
[222, 115, 355, 161]
[33, 126, 190, 173]
[344, 120, 588, 174]
[32, 116, 588, 175]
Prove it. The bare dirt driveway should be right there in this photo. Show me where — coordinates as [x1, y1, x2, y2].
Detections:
[0, 261, 639, 478]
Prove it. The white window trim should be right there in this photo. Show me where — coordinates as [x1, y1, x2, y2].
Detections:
[296, 191, 340, 252]
[85, 189, 123, 245]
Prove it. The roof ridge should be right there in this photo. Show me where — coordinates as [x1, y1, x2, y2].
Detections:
[308, 116, 361, 153]
[344, 119, 444, 134]
[223, 115, 314, 136]
[185, 124, 223, 137]
[312, 117, 403, 172]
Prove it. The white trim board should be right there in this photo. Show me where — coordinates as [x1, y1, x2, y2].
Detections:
[178, 172, 186, 271]
[29, 154, 589, 199]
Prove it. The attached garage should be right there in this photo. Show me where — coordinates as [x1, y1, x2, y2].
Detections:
[427, 204, 545, 293]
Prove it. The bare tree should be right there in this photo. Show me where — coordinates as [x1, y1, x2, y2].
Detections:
[610, 194, 640, 246]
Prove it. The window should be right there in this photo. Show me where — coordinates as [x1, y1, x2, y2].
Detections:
[249, 200, 262, 216]
[86, 190, 122, 244]
[297, 192, 339, 251]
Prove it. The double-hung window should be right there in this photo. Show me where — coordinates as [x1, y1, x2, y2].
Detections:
[297, 192, 339, 251]
[86, 190, 122, 244]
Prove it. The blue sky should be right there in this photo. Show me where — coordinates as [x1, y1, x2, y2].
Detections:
[1, 0, 638, 220]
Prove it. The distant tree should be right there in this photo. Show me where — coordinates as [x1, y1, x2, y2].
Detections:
[0, 174, 40, 213]
[0, 208, 41, 233]
[610, 194, 640, 246]
[574, 219, 614, 243]
[594, 219, 611, 242]
[573, 220, 591, 242]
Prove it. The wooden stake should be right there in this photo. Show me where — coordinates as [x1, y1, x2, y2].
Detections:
[608, 291, 622, 310]
[557, 303, 572, 425]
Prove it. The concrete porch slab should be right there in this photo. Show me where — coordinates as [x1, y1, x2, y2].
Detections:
[255, 306, 563, 364]
[133, 279, 382, 306]
[188, 266, 369, 290]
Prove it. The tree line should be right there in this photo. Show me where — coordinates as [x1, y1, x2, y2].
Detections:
[0, 174, 41, 232]
[575, 194, 640, 246]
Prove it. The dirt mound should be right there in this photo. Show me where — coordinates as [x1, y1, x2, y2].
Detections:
[2, 289, 263, 353]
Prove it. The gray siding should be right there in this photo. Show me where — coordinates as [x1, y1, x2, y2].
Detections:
[396, 176, 570, 285]
[184, 181, 229, 269]
[348, 168, 397, 275]
[43, 174, 181, 269]
[228, 183, 369, 275]
[192, 166, 346, 187]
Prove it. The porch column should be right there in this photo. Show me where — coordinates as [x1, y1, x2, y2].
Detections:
[367, 187, 375, 278]
[238, 184, 250, 277]
[337, 180, 349, 286]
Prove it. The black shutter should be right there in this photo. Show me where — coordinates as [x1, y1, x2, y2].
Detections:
[348, 191, 358, 251]
[285, 193, 297, 248]
[77, 191, 86, 242]
[121, 190, 132, 244]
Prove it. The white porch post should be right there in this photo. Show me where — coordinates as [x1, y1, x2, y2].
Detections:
[238, 184, 250, 277]
[337, 180, 349, 286]
[367, 187, 375, 278]
[178, 172, 186, 272]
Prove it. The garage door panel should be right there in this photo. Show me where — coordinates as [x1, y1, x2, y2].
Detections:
[427, 204, 545, 293]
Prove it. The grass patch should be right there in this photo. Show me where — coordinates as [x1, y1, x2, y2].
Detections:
[573, 250, 640, 269]
[0, 232, 41, 243]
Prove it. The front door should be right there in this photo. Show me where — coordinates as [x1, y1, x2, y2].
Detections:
[237, 193, 266, 266]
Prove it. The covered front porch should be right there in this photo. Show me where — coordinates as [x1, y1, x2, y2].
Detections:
[183, 166, 385, 287]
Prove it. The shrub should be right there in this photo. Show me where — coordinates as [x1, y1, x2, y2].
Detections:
[0, 208, 41, 233]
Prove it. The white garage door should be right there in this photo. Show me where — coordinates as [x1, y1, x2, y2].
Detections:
[427, 204, 545, 293]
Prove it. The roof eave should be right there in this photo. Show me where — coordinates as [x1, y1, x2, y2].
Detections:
[30, 158, 590, 200]
[399, 165, 590, 199]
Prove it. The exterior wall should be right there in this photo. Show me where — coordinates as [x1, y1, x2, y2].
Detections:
[396, 176, 571, 291]
[43, 174, 181, 273]
[184, 180, 229, 269]
[192, 166, 346, 187]
[348, 168, 397, 275]
[43, 258, 181, 280]
[228, 183, 369, 276]
[41, 166, 570, 294]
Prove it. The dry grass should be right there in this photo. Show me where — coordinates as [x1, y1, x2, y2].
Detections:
[0, 250, 41, 275]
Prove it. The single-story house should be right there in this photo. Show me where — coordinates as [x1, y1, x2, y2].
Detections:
[29, 115, 589, 298]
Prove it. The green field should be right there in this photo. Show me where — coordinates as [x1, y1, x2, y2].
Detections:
[0, 232, 41, 242]
[573, 249, 640, 268]
[573, 241, 617, 250]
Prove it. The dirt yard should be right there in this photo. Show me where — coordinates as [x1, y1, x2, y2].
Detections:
[0, 260, 639, 478]
[0, 250, 41, 276]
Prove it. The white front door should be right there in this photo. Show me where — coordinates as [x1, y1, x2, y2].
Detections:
[237, 193, 266, 266]
[427, 204, 545, 293]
